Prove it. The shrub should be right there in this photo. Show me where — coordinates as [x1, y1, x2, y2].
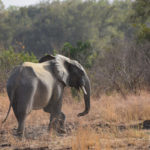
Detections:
[0, 48, 38, 91]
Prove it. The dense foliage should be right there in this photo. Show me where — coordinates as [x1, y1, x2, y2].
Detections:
[0, 0, 133, 55]
[0, 0, 150, 95]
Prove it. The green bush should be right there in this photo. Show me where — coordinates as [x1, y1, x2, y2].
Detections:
[0, 48, 37, 91]
[62, 41, 97, 68]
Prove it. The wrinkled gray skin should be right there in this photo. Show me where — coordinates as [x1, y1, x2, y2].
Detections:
[3, 54, 90, 137]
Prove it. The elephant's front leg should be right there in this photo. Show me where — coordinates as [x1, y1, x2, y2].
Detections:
[57, 112, 66, 133]
[46, 82, 66, 134]
[48, 112, 66, 134]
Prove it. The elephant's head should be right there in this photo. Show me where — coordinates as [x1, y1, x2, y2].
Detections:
[39, 54, 91, 117]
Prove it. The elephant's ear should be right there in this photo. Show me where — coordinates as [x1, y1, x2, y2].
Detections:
[39, 55, 55, 63]
[53, 55, 70, 85]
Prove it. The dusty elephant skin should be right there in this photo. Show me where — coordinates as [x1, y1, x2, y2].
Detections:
[2, 54, 91, 137]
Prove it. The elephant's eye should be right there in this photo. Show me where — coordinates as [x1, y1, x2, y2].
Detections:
[73, 67, 78, 73]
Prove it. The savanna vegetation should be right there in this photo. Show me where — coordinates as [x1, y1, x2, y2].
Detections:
[0, 0, 150, 95]
[0, 0, 150, 149]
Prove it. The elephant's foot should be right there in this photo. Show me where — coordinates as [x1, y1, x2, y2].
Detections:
[17, 126, 25, 139]
[48, 118, 66, 135]
[48, 127, 66, 137]
[56, 127, 66, 134]
[13, 130, 24, 140]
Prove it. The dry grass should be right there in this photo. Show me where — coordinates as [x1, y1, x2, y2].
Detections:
[89, 91, 150, 123]
[72, 127, 101, 150]
[0, 90, 150, 149]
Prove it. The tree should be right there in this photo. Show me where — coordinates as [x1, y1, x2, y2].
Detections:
[131, 0, 150, 42]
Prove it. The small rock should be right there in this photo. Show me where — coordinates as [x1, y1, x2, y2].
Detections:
[128, 143, 134, 147]
[0, 143, 11, 147]
[143, 120, 150, 129]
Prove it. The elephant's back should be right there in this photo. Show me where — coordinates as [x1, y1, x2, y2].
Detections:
[7, 62, 54, 109]
[22, 62, 52, 80]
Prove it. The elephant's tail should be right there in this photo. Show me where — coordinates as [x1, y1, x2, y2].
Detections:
[2, 83, 16, 123]
[2, 101, 12, 123]
[2, 66, 20, 123]
[2, 89, 14, 123]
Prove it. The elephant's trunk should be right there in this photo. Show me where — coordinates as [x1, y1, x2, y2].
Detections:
[77, 76, 90, 117]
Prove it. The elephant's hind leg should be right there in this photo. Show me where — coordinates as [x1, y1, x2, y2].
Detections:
[17, 112, 26, 137]
[13, 85, 35, 137]
[12, 103, 27, 137]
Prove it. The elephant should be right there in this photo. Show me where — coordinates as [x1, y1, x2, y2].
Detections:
[2, 54, 90, 137]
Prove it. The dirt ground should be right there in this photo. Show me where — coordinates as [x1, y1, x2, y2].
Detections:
[0, 90, 150, 150]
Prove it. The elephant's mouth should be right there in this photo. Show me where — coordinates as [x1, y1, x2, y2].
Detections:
[69, 81, 87, 96]
[70, 82, 87, 95]
[69, 78, 81, 89]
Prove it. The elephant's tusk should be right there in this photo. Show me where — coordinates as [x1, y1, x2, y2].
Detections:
[81, 86, 87, 95]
